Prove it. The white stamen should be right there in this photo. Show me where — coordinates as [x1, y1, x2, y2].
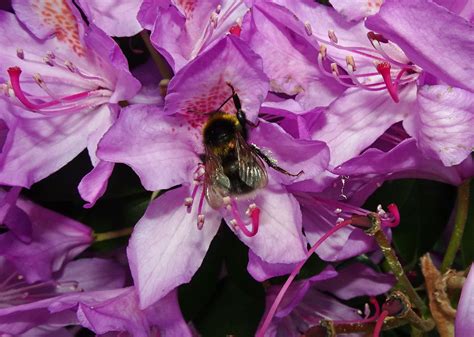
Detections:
[319, 44, 327, 59]
[210, 12, 218, 28]
[245, 203, 257, 216]
[16, 48, 24, 60]
[304, 21, 313, 36]
[346, 55, 356, 72]
[334, 208, 342, 214]
[43, 56, 54, 67]
[197, 214, 205, 229]
[328, 29, 338, 43]
[184, 197, 193, 207]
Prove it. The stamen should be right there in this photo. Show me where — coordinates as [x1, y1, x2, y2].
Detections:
[333, 297, 381, 324]
[46, 51, 56, 59]
[304, 21, 313, 36]
[346, 55, 356, 72]
[16, 48, 24, 60]
[375, 62, 399, 103]
[43, 56, 54, 67]
[195, 187, 206, 229]
[7, 67, 107, 113]
[215, 4, 222, 14]
[328, 30, 338, 43]
[197, 214, 205, 230]
[210, 12, 219, 28]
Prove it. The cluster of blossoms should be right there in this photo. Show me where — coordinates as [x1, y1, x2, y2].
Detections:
[0, 0, 472, 336]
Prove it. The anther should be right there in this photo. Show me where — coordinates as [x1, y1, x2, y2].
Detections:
[184, 197, 193, 207]
[367, 31, 389, 44]
[33, 73, 44, 86]
[319, 44, 327, 59]
[46, 51, 56, 59]
[330, 63, 339, 76]
[16, 48, 24, 60]
[334, 208, 342, 214]
[346, 55, 356, 72]
[210, 12, 218, 28]
[304, 21, 312, 36]
[328, 29, 338, 43]
[245, 203, 257, 216]
[229, 219, 238, 228]
[65, 60, 77, 73]
[215, 4, 222, 14]
[197, 214, 205, 229]
[43, 56, 54, 67]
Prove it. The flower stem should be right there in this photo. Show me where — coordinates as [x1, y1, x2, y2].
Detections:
[440, 179, 471, 273]
[366, 214, 428, 314]
[94, 227, 134, 242]
[140, 31, 173, 80]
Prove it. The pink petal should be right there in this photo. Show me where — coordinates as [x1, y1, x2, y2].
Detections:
[76, 0, 143, 37]
[366, 0, 474, 91]
[249, 121, 329, 187]
[127, 186, 221, 308]
[311, 84, 417, 167]
[405, 85, 474, 166]
[330, 0, 383, 21]
[165, 35, 269, 123]
[230, 187, 307, 264]
[97, 104, 199, 191]
[241, 1, 345, 109]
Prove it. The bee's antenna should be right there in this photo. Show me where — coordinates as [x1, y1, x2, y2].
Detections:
[214, 83, 237, 112]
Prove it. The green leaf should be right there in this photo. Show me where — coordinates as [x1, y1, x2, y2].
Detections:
[364, 179, 456, 267]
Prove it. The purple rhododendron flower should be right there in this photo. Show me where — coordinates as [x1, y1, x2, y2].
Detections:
[0, 191, 93, 282]
[75, 0, 143, 37]
[98, 35, 331, 308]
[260, 0, 473, 168]
[455, 264, 474, 336]
[140, 0, 248, 71]
[0, 1, 140, 206]
[260, 263, 394, 337]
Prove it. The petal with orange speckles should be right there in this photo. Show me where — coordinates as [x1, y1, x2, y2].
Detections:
[165, 35, 269, 125]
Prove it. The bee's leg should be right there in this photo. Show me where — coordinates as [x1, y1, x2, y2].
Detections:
[251, 145, 304, 177]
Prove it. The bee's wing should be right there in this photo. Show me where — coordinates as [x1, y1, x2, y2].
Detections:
[235, 133, 268, 190]
[204, 148, 231, 209]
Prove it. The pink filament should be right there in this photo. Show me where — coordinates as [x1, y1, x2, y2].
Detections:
[373, 310, 389, 337]
[230, 199, 259, 237]
[7, 67, 92, 111]
[256, 219, 354, 337]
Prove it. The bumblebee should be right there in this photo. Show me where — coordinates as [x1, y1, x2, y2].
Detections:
[202, 84, 302, 209]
